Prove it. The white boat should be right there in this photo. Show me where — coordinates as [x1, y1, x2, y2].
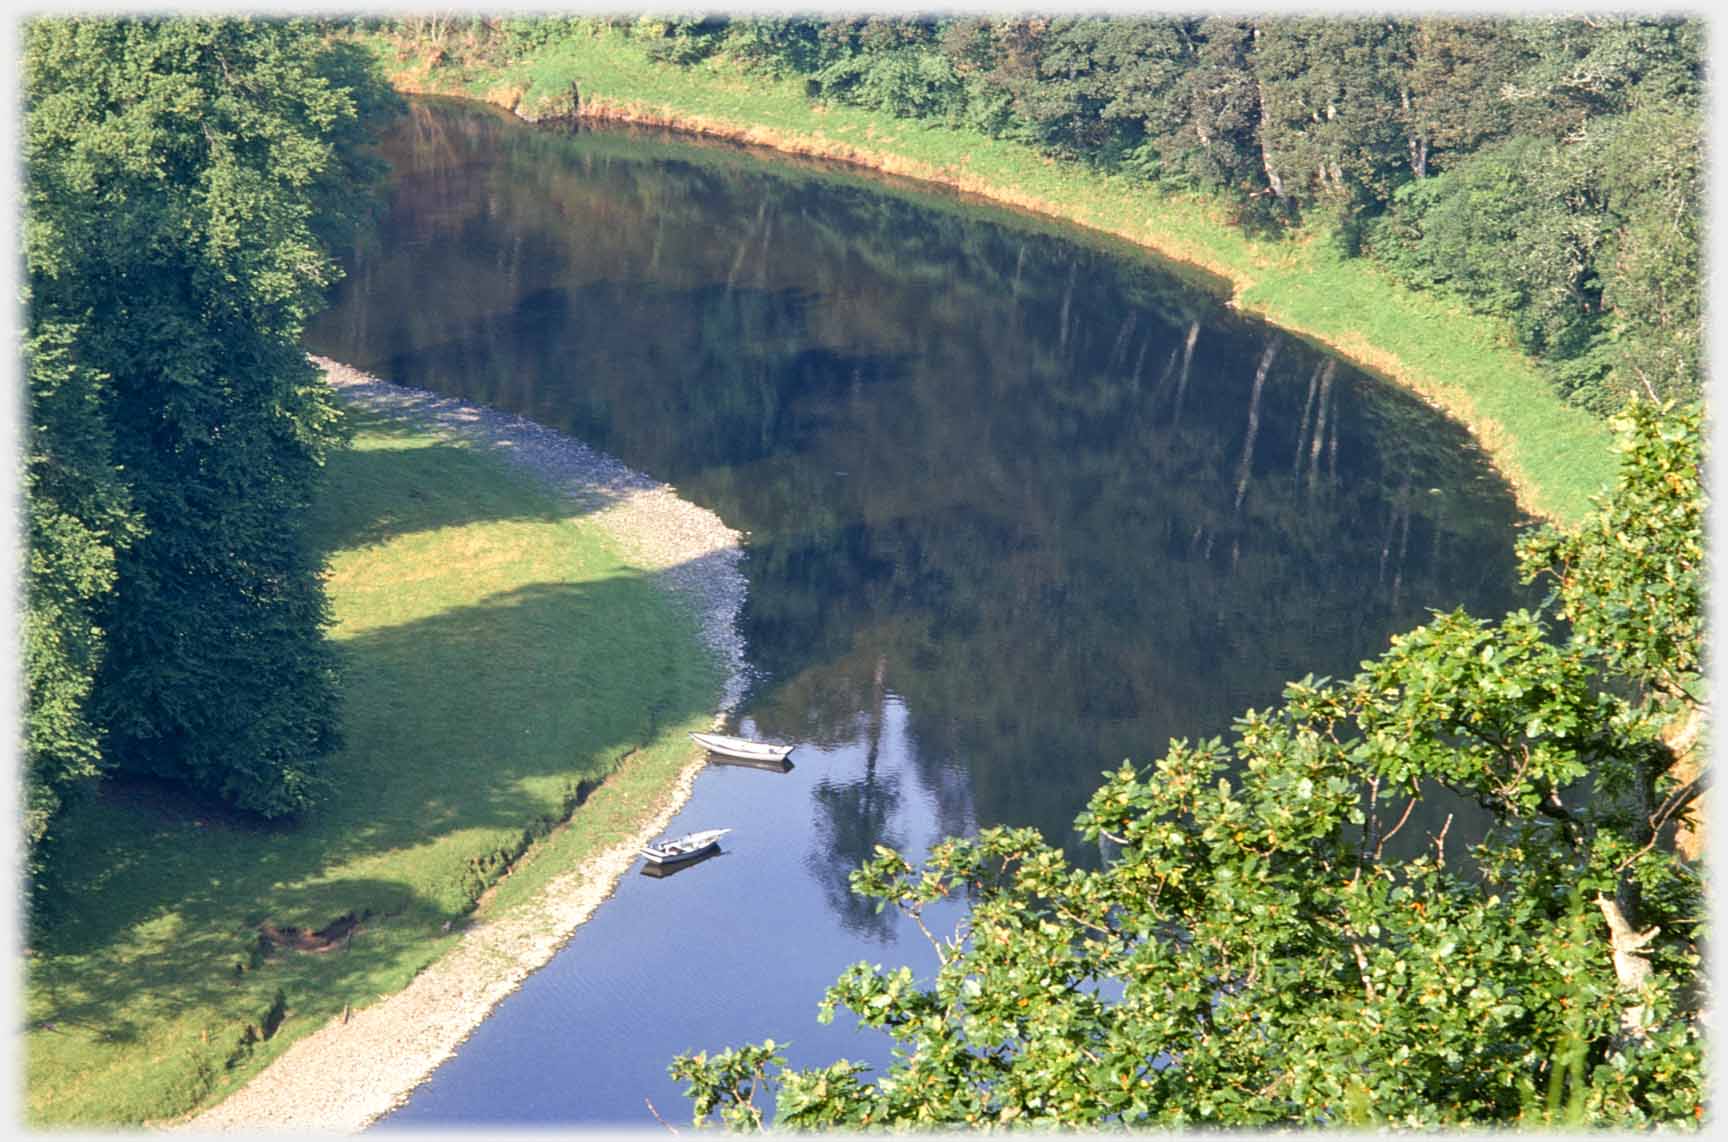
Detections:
[689, 731, 795, 763]
[640, 828, 731, 866]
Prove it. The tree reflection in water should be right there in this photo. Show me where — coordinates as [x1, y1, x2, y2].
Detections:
[308, 97, 1531, 930]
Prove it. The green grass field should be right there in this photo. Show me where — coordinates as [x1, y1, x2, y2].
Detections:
[372, 24, 1615, 525]
[23, 402, 722, 1126]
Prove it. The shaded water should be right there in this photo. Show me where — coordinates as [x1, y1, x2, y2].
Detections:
[305, 98, 1528, 1126]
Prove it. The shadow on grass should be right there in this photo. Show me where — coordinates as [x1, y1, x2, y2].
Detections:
[37, 560, 723, 955]
[304, 413, 588, 556]
[27, 875, 432, 1046]
[28, 539, 726, 1137]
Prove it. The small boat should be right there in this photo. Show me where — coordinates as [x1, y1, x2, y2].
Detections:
[640, 828, 731, 866]
[689, 731, 795, 763]
[639, 847, 721, 878]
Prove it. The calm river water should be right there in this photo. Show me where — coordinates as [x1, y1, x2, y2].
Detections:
[304, 97, 1528, 1127]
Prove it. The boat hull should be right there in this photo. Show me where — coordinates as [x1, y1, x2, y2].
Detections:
[639, 848, 721, 877]
[690, 731, 795, 762]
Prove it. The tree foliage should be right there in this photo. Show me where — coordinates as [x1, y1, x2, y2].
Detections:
[568, 14, 1700, 410]
[670, 405, 1706, 1129]
[21, 326, 140, 884]
[1518, 402, 1705, 711]
[22, 18, 399, 885]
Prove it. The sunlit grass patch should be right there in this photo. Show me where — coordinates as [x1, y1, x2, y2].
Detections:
[24, 404, 721, 1126]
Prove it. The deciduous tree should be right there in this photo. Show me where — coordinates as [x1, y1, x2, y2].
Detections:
[21, 325, 139, 891]
[23, 18, 398, 846]
[671, 405, 1706, 1129]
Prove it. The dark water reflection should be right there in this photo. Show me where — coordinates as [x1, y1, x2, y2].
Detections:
[305, 98, 1528, 1126]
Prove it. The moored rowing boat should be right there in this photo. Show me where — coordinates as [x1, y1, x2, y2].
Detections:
[689, 731, 794, 762]
[639, 827, 731, 865]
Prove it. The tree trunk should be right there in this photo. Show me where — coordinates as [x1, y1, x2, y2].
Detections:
[1596, 893, 1658, 1040]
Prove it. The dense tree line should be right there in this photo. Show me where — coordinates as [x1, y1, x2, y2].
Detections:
[597, 14, 1701, 413]
[673, 402, 1706, 1129]
[22, 19, 397, 896]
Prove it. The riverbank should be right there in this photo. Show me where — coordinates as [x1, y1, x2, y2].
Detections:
[178, 362, 750, 1132]
[366, 25, 1615, 525]
[313, 359, 749, 718]
[25, 361, 743, 1129]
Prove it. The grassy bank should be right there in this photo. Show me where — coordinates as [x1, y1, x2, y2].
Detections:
[370, 25, 1614, 525]
[24, 400, 721, 1126]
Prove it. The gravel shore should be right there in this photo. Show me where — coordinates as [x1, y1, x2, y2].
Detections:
[178, 359, 748, 1133]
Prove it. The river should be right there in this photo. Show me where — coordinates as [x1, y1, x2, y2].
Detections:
[303, 97, 1528, 1127]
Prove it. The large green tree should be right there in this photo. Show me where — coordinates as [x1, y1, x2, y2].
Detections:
[670, 403, 1706, 1130]
[22, 18, 397, 873]
[1401, 18, 1520, 179]
[1252, 18, 1411, 215]
[21, 326, 139, 886]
